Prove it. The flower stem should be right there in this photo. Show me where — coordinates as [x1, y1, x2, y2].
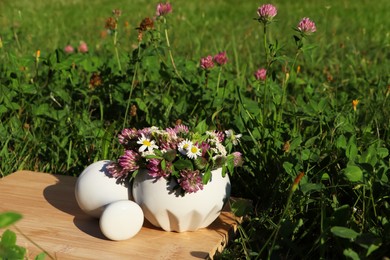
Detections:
[123, 42, 141, 128]
[163, 18, 186, 85]
[113, 23, 122, 72]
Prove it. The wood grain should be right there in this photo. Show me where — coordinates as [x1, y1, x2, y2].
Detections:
[0, 171, 239, 259]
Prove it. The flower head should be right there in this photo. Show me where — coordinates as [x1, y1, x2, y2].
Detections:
[147, 158, 172, 178]
[257, 4, 277, 24]
[64, 45, 74, 54]
[105, 17, 117, 31]
[178, 139, 193, 155]
[118, 150, 140, 172]
[78, 41, 88, 53]
[200, 55, 215, 70]
[352, 99, 359, 111]
[297, 17, 317, 35]
[178, 169, 204, 193]
[214, 51, 228, 66]
[187, 144, 202, 159]
[156, 2, 172, 17]
[254, 68, 267, 81]
[225, 129, 242, 146]
[232, 151, 243, 167]
[137, 134, 158, 152]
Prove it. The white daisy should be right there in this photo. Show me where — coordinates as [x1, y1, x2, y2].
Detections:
[137, 134, 158, 152]
[178, 139, 193, 155]
[187, 144, 202, 159]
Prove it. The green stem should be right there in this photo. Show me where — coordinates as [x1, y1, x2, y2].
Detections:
[163, 18, 186, 85]
[123, 42, 141, 128]
[263, 25, 268, 64]
[113, 25, 122, 72]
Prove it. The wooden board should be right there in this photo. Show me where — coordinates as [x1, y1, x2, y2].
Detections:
[0, 171, 239, 259]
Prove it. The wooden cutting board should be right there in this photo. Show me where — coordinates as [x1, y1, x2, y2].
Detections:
[0, 171, 240, 259]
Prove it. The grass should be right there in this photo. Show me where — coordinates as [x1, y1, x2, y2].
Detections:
[1, 0, 390, 259]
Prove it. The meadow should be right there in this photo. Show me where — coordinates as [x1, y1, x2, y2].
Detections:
[1, 0, 390, 258]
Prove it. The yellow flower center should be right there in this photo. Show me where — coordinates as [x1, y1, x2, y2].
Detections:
[143, 140, 151, 146]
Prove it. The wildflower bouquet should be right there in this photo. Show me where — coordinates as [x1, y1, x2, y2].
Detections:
[107, 123, 243, 194]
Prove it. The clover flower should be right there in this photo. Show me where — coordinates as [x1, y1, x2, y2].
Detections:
[118, 128, 138, 146]
[254, 68, 267, 81]
[214, 51, 228, 66]
[106, 162, 127, 178]
[200, 55, 215, 70]
[147, 158, 172, 178]
[232, 151, 243, 167]
[178, 169, 204, 193]
[156, 2, 172, 17]
[297, 17, 317, 35]
[118, 150, 140, 172]
[78, 41, 88, 53]
[257, 4, 277, 24]
[64, 45, 74, 54]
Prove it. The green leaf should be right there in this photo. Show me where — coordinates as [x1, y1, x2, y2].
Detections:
[173, 160, 193, 170]
[331, 226, 359, 239]
[377, 147, 389, 158]
[346, 140, 358, 161]
[359, 145, 378, 166]
[163, 149, 176, 162]
[366, 244, 380, 257]
[336, 135, 347, 149]
[0, 212, 22, 228]
[230, 199, 252, 217]
[289, 136, 302, 152]
[343, 248, 360, 260]
[35, 252, 47, 260]
[282, 161, 294, 175]
[300, 183, 323, 195]
[194, 157, 208, 170]
[1, 229, 17, 246]
[202, 170, 211, 184]
[194, 119, 207, 134]
[343, 165, 363, 182]
[161, 159, 166, 170]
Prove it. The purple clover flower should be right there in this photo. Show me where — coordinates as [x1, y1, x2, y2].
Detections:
[174, 124, 189, 134]
[254, 68, 267, 81]
[64, 45, 74, 54]
[118, 128, 138, 145]
[297, 17, 317, 35]
[200, 55, 215, 70]
[78, 41, 88, 53]
[106, 162, 127, 178]
[156, 2, 172, 17]
[147, 159, 172, 178]
[257, 4, 277, 24]
[232, 151, 243, 167]
[118, 150, 140, 172]
[214, 51, 228, 66]
[178, 169, 204, 193]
